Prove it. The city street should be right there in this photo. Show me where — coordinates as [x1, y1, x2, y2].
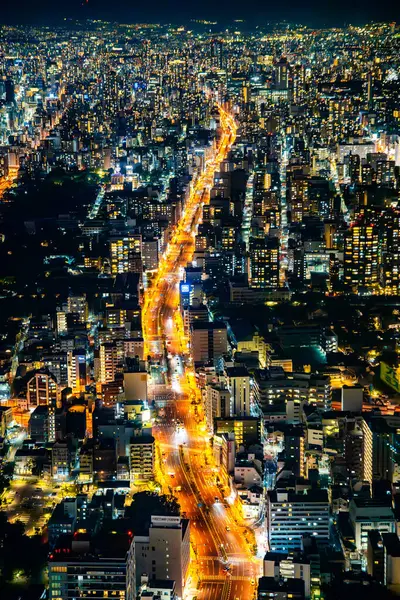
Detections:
[143, 107, 260, 600]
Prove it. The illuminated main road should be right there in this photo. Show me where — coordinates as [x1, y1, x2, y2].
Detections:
[143, 107, 260, 600]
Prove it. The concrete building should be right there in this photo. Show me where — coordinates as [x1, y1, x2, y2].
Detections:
[204, 384, 231, 431]
[341, 385, 363, 412]
[67, 350, 87, 395]
[142, 237, 159, 271]
[67, 294, 89, 324]
[109, 233, 142, 275]
[343, 416, 373, 488]
[267, 489, 330, 552]
[190, 321, 228, 365]
[349, 498, 395, 552]
[27, 371, 58, 410]
[367, 531, 400, 592]
[124, 365, 148, 401]
[367, 529, 385, 584]
[135, 515, 190, 599]
[52, 441, 70, 480]
[214, 417, 263, 446]
[263, 552, 311, 599]
[48, 531, 136, 600]
[257, 576, 305, 600]
[99, 342, 123, 383]
[253, 368, 331, 413]
[129, 436, 155, 482]
[226, 366, 251, 416]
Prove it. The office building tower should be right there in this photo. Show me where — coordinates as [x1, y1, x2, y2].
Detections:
[349, 498, 395, 552]
[109, 234, 142, 275]
[274, 58, 290, 90]
[48, 531, 136, 600]
[67, 294, 88, 324]
[142, 237, 159, 271]
[204, 384, 231, 430]
[381, 209, 400, 294]
[56, 308, 68, 335]
[267, 489, 330, 552]
[27, 371, 58, 410]
[226, 366, 251, 416]
[129, 435, 155, 481]
[67, 350, 87, 395]
[249, 237, 279, 289]
[343, 416, 373, 487]
[289, 175, 309, 223]
[99, 342, 123, 384]
[190, 321, 228, 365]
[368, 416, 400, 483]
[344, 222, 379, 292]
[135, 515, 190, 598]
[5, 79, 15, 104]
[283, 425, 305, 478]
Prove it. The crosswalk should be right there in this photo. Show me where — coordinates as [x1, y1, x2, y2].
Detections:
[200, 575, 250, 582]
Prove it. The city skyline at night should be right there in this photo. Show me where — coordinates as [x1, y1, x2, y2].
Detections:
[0, 10, 400, 600]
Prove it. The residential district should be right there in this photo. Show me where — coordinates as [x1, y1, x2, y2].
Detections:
[0, 17, 400, 600]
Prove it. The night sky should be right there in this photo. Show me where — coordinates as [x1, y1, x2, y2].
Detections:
[2, 0, 399, 26]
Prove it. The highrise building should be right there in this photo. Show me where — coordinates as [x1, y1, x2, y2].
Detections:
[343, 415, 373, 487]
[129, 435, 155, 482]
[27, 371, 58, 410]
[204, 383, 231, 430]
[109, 234, 142, 275]
[99, 342, 123, 384]
[381, 209, 400, 294]
[48, 531, 136, 600]
[226, 366, 251, 416]
[274, 58, 290, 90]
[67, 350, 87, 394]
[190, 321, 228, 365]
[67, 294, 88, 324]
[249, 237, 280, 289]
[267, 489, 330, 552]
[134, 515, 190, 598]
[344, 222, 379, 292]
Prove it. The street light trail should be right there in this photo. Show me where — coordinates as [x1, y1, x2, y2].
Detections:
[143, 107, 260, 599]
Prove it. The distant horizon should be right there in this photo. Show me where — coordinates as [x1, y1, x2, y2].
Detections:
[1, 0, 398, 29]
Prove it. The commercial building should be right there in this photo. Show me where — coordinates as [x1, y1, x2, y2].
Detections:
[214, 416, 263, 446]
[249, 237, 280, 289]
[26, 371, 58, 410]
[253, 368, 331, 413]
[349, 498, 395, 552]
[204, 383, 231, 431]
[343, 416, 373, 488]
[190, 321, 228, 365]
[344, 222, 379, 292]
[129, 435, 155, 482]
[48, 531, 136, 600]
[109, 233, 142, 275]
[263, 552, 311, 599]
[226, 366, 251, 416]
[134, 515, 190, 598]
[257, 576, 305, 600]
[267, 489, 330, 552]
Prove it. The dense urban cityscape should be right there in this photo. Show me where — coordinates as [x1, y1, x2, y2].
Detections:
[1, 14, 400, 600]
